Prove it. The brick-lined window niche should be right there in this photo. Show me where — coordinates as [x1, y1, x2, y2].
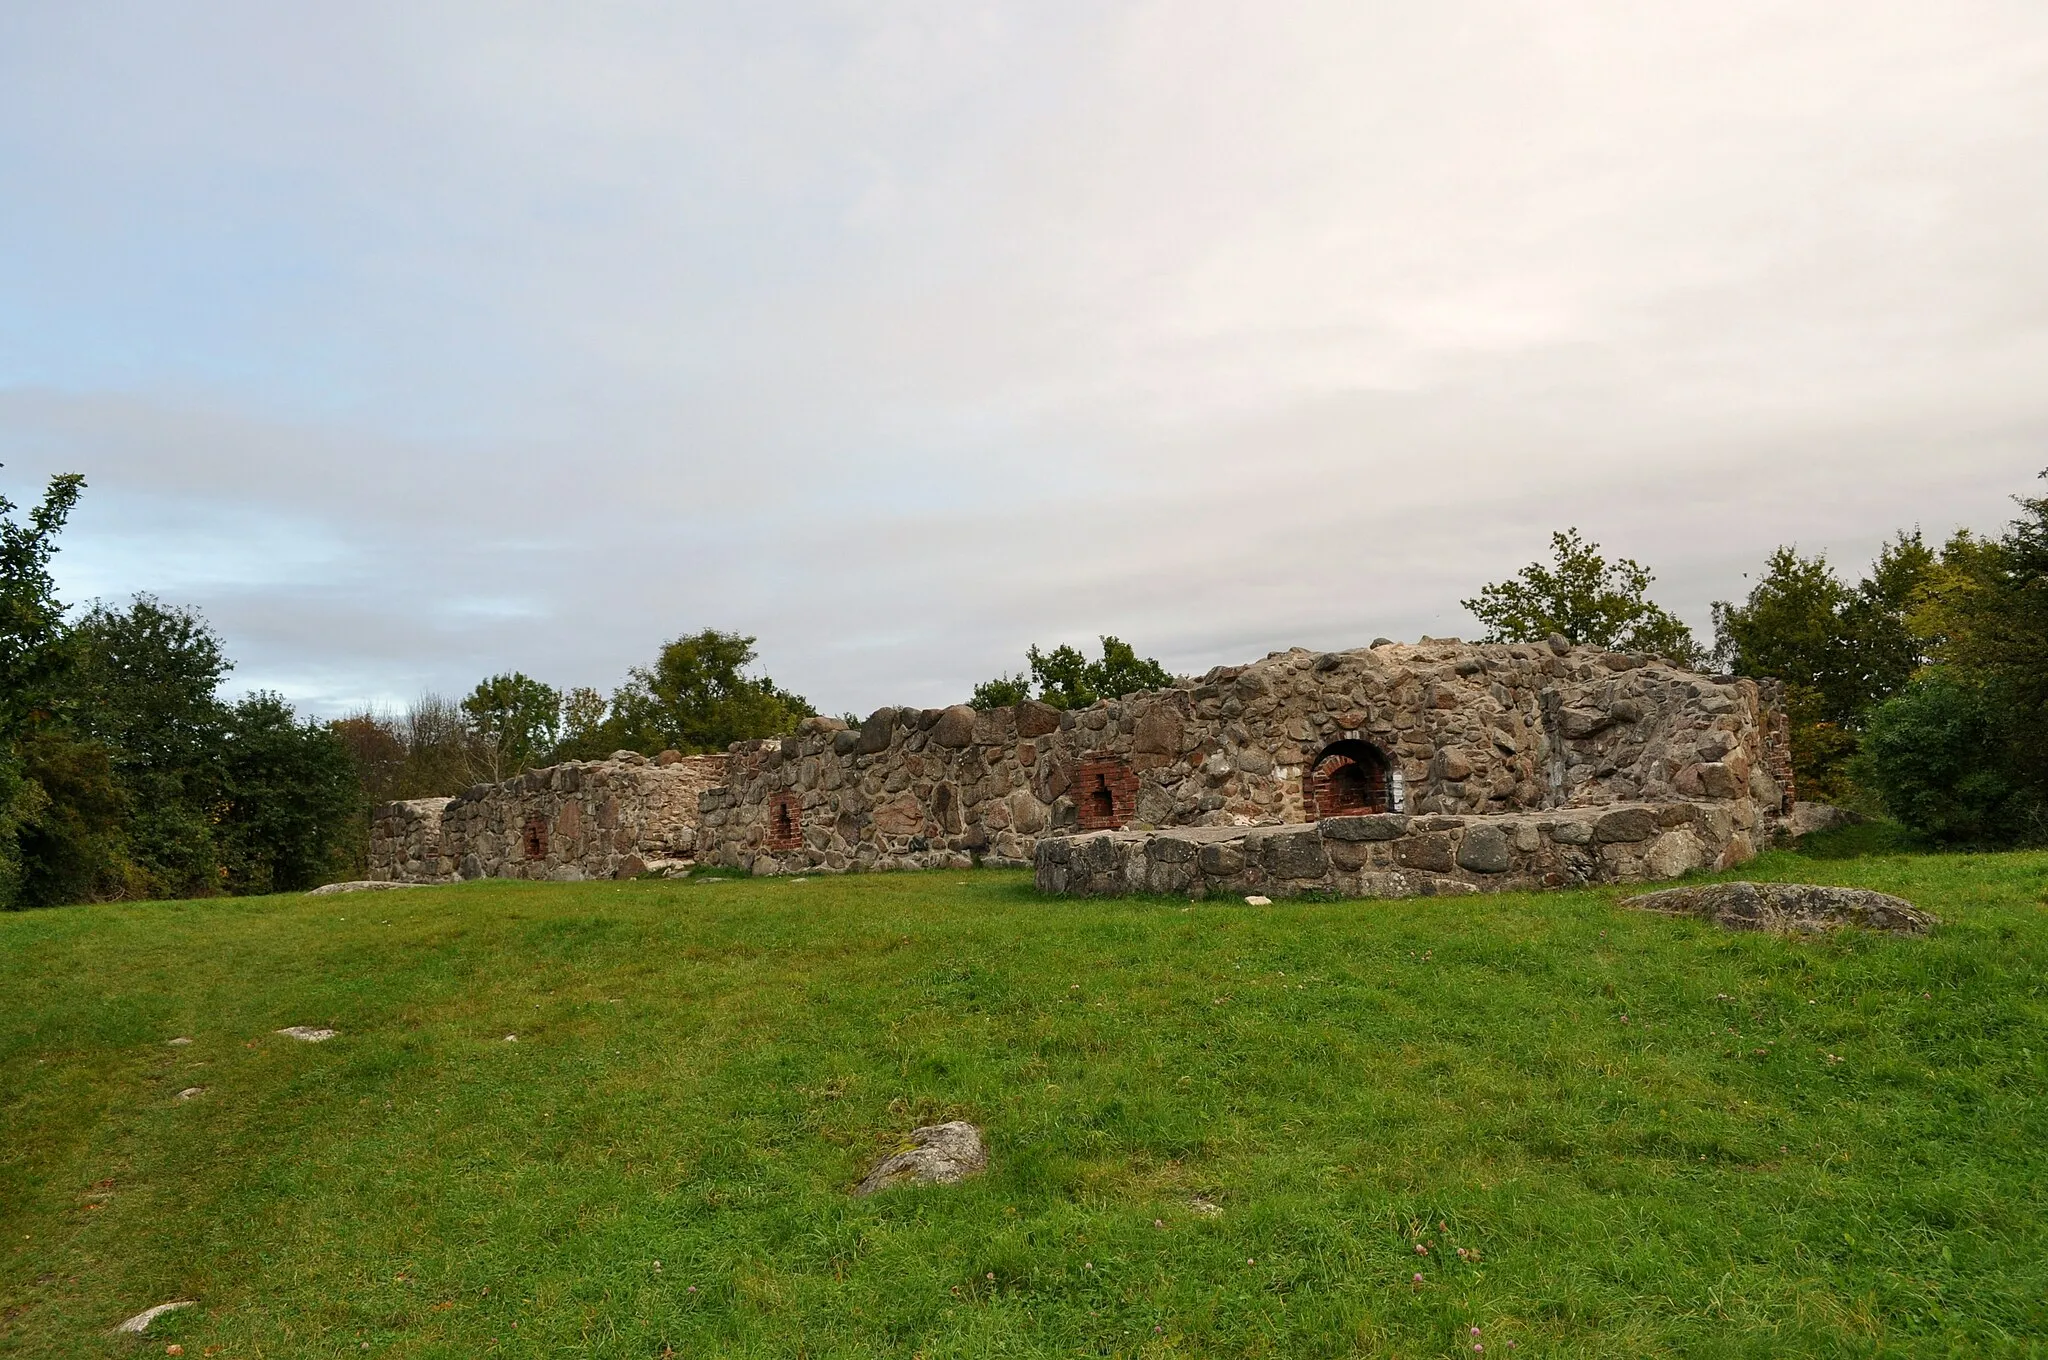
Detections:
[1075, 755, 1139, 831]
[1307, 740, 1393, 818]
[767, 793, 804, 850]
[522, 816, 550, 860]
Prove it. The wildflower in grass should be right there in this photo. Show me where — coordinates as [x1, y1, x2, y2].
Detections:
[1416, 1244, 1428, 1255]
[1412, 1273, 1424, 1285]
[1471, 1326, 1481, 1337]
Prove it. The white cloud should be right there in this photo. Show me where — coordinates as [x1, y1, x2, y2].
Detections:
[1, 1, 2044, 715]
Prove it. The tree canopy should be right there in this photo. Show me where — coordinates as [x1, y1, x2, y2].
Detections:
[971, 637, 1177, 711]
[1462, 529, 1701, 664]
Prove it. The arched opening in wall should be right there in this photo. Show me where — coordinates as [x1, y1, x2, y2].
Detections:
[522, 817, 549, 860]
[768, 793, 803, 851]
[1075, 755, 1138, 831]
[1308, 741, 1392, 818]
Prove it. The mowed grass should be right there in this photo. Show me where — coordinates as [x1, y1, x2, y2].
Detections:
[3, 846, 2046, 1359]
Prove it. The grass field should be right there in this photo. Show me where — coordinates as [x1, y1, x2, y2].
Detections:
[3, 841, 2046, 1358]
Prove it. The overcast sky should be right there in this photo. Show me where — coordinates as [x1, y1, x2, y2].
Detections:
[3, 2, 2045, 718]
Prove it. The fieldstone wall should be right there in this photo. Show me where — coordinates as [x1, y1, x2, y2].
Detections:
[700, 638, 1791, 879]
[1036, 801, 1751, 901]
[367, 797, 457, 883]
[367, 752, 727, 883]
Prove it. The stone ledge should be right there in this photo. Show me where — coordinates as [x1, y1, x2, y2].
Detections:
[1034, 802, 1756, 899]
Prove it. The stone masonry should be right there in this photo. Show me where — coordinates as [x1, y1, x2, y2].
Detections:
[698, 637, 1793, 893]
[369, 752, 727, 883]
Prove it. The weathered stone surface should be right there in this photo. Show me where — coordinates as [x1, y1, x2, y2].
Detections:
[853, 1121, 988, 1196]
[111, 1302, 195, 1335]
[306, 880, 426, 895]
[1593, 807, 1660, 843]
[702, 637, 1790, 881]
[1034, 802, 1741, 900]
[276, 1026, 337, 1042]
[1456, 824, 1512, 873]
[370, 755, 726, 885]
[1625, 882, 1934, 935]
[932, 705, 978, 749]
[1320, 814, 1410, 841]
[1789, 801, 1867, 837]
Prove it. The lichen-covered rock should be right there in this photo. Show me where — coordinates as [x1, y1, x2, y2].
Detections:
[853, 1121, 988, 1196]
[1624, 881, 1934, 934]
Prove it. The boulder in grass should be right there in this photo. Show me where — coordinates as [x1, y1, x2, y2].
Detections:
[853, 1122, 987, 1196]
[111, 1301, 194, 1334]
[306, 880, 426, 896]
[1624, 882, 1934, 935]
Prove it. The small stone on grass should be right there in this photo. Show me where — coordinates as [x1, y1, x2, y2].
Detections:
[276, 1026, 338, 1042]
[110, 1301, 194, 1334]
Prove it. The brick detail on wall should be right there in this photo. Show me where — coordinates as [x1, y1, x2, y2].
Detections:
[1305, 742, 1392, 820]
[1074, 755, 1139, 831]
[521, 816, 549, 861]
[767, 792, 804, 850]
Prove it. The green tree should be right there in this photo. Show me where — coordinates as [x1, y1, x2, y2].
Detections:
[1854, 672, 2038, 845]
[461, 672, 562, 781]
[216, 692, 360, 894]
[11, 728, 129, 908]
[0, 469, 86, 908]
[69, 595, 231, 898]
[1463, 529, 1701, 663]
[612, 630, 813, 753]
[968, 673, 1031, 711]
[550, 685, 619, 761]
[1711, 535, 1939, 801]
[398, 693, 478, 796]
[973, 637, 1177, 710]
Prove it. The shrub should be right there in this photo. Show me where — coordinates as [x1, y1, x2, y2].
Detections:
[1854, 672, 2041, 845]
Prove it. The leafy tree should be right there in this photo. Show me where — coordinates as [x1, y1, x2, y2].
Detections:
[973, 637, 1177, 710]
[0, 469, 86, 908]
[1463, 529, 1701, 663]
[11, 728, 128, 908]
[1710, 535, 1938, 801]
[0, 469, 85, 740]
[969, 673, 1031, 711]
[216, 692, 360, 894]
[330, 712, 407, 807]
[612, 630, 813, 753]
[461, 672, 562, 781]
[1854, 672, 2038, 845]
[1907, 472, 2048, 808]
[69, 595, 231, 898]
[398, 693, 478, 796]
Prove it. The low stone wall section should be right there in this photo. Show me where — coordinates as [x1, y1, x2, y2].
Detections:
[368, 797, 457, 883]
[1033, 801, 1757, 900]
[439, 752, 728, 881]
[368, 752, 728, 883]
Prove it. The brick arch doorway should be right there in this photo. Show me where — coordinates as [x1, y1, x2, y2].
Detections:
[1307, 740, 1393, 818]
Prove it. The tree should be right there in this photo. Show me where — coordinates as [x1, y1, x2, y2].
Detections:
[973, 637, 1177, 710]
[1462, 529, 1701, 664]
[398, 693, 478, 796]
[216, 693, 360, 894]
[461, 672, 562, 782]
[0, 469, 86, 908]
[69, 595, 231, 898]
[550, 685, 618, 761]
[1711, 536, 1940, 802]
[1854, 672, 2038, 845]
[613, 630, 813, 753]
[0, 469, 85, 740]
[969, 672, 1031, 711]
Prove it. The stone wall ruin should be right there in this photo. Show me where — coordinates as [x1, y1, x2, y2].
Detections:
[369, 751, 726, 883]
[698, 637, 1794, 895]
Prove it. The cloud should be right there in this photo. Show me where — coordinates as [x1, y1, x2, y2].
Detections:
[2, 1, 2045, 715]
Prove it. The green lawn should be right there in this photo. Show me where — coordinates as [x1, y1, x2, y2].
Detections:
[3, 844, 2045, 1358]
